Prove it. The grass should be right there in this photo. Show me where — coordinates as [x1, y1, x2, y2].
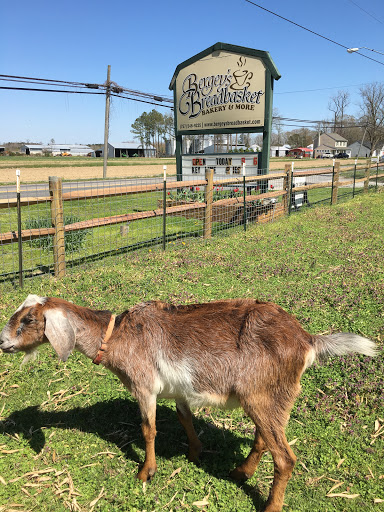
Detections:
[0, 193, 383, 511]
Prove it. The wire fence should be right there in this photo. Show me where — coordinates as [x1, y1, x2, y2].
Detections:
[0, 160, 383, 286]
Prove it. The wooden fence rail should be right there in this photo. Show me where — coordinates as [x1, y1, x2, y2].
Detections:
[1, 160, 383, 281]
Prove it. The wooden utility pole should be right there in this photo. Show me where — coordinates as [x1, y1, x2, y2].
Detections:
[103, 65, 111, 179]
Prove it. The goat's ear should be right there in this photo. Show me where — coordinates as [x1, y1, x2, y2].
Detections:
[44, 309, 75, 362]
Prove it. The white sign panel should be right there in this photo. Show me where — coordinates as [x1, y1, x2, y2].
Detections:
[176, 51, 266, 133]
[182, 154, 259, 178]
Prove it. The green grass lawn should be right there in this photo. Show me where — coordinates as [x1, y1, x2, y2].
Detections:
[0, 193, 383, 511]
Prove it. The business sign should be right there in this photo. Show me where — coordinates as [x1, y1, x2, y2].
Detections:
[182, 153, 259, 178]
[175, 51, 266, 134]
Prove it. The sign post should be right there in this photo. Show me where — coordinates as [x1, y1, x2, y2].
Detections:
[169, 42, 281, 180]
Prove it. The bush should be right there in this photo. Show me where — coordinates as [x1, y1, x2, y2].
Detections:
[25, 215, 88, 252]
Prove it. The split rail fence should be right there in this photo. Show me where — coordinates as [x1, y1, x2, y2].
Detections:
[0, 159, 383, 286]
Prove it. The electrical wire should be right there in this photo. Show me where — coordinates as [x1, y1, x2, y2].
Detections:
[244, 0, 384, 66]
[0, 86, 104, 94]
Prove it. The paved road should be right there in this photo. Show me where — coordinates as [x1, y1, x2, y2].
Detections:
[0, 177, 174, 200]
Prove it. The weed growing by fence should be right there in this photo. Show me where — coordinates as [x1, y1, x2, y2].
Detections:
[25, 215, 89, 252]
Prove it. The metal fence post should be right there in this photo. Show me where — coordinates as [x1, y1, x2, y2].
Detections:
[204, 168, 214, 239]
[288, 162, 294, 215]
[49, 176, 66, 277]
[162, 166, 167, 250]
[353, 159, 357, 198]
[331, 161, 340, 205]
[364, 159, 371, 193]
[242, 164, 247, 231]
[16, 170, 23, 288]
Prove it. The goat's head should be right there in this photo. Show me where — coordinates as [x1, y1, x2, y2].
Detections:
[0, 294, 75, 362]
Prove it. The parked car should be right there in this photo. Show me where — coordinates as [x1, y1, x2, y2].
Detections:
[335, 152, 349, 159]
[322, 152, 333, 158]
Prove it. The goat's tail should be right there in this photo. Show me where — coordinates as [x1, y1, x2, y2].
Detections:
[312, 333, 378, 362]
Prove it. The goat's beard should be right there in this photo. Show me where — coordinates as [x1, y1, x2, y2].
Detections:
[21, 348, 39, 366]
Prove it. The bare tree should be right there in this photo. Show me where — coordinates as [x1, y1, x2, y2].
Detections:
[359, 82, 384, 156]
[328, 90, 350, 133]
[272, 108, 285, 146]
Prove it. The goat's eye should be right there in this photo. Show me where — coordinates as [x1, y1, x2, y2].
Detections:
[23, 315, 33, 324]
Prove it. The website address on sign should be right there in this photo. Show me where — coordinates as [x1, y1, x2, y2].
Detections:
[203, 120, 261, 128]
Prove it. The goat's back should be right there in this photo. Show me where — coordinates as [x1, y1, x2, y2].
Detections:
[109, 299, 313, 406]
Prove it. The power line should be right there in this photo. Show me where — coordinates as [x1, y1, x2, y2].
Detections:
[0, 86, 104, 95]
[110, 93, 173, 109]
[346, 0, 383, 24]
[244, 0, 384, 66]
[275, 83, 369, 95]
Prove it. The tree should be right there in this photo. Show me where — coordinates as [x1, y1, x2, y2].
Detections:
[358, 82, 384, 155]
[328, 90, 350, 134]
[272, 108, 286, 146]
[131, 110, 175, 156]
[285, 128, 315, 148]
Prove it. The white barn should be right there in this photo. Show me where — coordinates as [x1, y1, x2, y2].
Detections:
[21, 144, 95, 156]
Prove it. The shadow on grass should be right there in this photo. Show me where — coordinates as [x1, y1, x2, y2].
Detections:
[2, 399, 266, 510]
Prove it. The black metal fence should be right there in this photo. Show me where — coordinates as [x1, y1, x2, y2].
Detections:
[0, 160, 383, 286]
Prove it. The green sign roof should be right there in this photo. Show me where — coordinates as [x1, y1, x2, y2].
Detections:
[169, 41, 281, 90]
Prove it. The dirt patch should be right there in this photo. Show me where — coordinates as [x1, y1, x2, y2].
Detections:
[0, 160, 333, 184]
[0, 165, 177, 184]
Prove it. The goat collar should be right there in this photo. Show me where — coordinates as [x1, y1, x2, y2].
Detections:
[92, 314, 116, 365]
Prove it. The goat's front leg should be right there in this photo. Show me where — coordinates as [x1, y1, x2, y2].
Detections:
[176, 400, 202, 463]
[137, 394, 157, 482]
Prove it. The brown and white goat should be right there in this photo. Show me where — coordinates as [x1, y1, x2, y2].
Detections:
[0, 295, 377, 512]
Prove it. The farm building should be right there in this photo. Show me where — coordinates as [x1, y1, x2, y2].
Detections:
[20, 144, 95, 156]
[104, 142, 156, 158]
[287, 147, 313, 158]
[270, 145, 290, 157]
[0, 147, 5, 154]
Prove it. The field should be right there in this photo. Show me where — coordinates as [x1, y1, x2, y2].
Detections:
[0, 191, 383, 511]
[0, 156, 343, 183]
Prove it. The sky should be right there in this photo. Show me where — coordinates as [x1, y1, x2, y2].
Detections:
[1, 0, 383, 145]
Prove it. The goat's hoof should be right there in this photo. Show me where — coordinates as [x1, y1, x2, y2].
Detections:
[137, 466, 157, 482]
[188, 446, 203, 465]
[230, 467, 251, 481]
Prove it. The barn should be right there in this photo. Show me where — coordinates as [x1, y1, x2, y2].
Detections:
[20, 144, 95, 156]
[105, 142, 156, 158]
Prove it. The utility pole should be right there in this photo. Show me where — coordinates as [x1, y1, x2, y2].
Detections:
[103, 65, 111, 179]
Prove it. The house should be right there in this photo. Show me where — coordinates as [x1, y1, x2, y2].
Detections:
[20, 144, 95, 156]
[287, 147, 313, 158]
[270, 145, 290, 157]
[313, 132, 349, 158]
[347, 141, 371, 158]
[105, 142, 156, 158]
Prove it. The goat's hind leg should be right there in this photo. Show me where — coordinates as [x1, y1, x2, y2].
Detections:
[176, 400, 202, 463]
[243, 406, 296, 512]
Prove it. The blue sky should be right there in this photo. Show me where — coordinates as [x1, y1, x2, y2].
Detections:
[1, 0, 383, 145]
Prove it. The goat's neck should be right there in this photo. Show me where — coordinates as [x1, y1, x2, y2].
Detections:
[67, 308, 112, 361]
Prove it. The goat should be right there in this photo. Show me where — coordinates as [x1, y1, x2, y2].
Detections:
[0, 295, 378, 512]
